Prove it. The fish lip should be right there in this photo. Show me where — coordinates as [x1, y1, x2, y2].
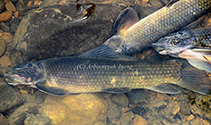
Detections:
[151, 43, 168, 55]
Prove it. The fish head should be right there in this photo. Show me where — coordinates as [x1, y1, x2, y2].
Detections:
[152, 31, 194, 57]
[3, 62, 46, 87]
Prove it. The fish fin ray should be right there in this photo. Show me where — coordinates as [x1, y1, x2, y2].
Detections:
[146, 83, 181, 94]
[187, 59, 211, 73]
[166, 0, 179, 7]
[102, 88, 132, 93]
[113, 7, 139, 34]
[79, 36, 137, 61]
[35, 81, 70, 96]
[177, 65, 211, 95]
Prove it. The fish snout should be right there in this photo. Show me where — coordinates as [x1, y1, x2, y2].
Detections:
[151, 43, 168, 55]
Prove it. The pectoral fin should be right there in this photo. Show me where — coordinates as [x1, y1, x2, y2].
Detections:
[187, 59, 211, 73]
[166, 0, 179, 7]
[35, 81, 70, 96]
[146, 83, 181, 94]
[113, 7, 139, 34]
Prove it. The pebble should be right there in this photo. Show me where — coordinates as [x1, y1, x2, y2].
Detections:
[0, 78, 23, 113]
[111, 93, 129, 107]
[2, 32, 13, 43]
[0, 22, 9, 32]
[0, 55, 11, 67]
[8, 103, 38, 125]
[5, 1, 16, 12]
[172, 102, 180, 115]
[14, 11, 19, 18]
[133, 114, 148, 125]
[180, 101, 190, 115]
[0, 0, 5, 13]
[0, 11, 12, 22]
[0, 113, 9, 125]
[24, 114, 51, 125]
[120, 111, 134, 125]
[186, 114, 194, 121]
[107, 102, 121, 123]
[3, 0, 9, 3]
[93, 121, 106, 125]
[0, 39, 6, 57]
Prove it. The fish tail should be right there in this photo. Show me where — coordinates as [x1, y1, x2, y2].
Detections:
[178, 65, 211, 95]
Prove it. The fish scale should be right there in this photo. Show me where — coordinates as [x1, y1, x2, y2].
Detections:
[39, 57, 182, 93]
[116, 0, 211, 54]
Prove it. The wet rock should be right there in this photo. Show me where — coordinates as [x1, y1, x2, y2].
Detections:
[126, 89, 149, 104]
[186, 114, 194, 121]
[195, 95, 211, 113]
[107, 101, 121, 123]
[0, 113, 9, 125]
[0, 11, 12, 22]
[3, 0, 9, 3]
[0, 55, 11, 67]
[0, 22, 10, 32]
[111, 93, 129, 107]
[0, 0, 5, 13]
[0, 39, 6, 57]
[171, 102, 180, 115]
[24, 114, 51, 125]
[10, 18, 20, 33]
[39, 93, 108, 125]
[120, 111, 134, 125]
[133, 114, 148, 125]
[180, 101, 190, 115]
[15, 0, 25, 11]
[34, 90, 47, 104]
[14, 11, 18, 18]
[2, 32, 13, 43]
[10, 3, 126, 65]
[0, 78, 23, 113]
[8, 103, 38, 125]
[93, 120, 106, 125]
[5, 1, 16, 12]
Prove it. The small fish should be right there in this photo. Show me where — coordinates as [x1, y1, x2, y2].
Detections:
[152, 27, 211, 72]
[79, 0, 211, 59]
[3, 52, 211, 96]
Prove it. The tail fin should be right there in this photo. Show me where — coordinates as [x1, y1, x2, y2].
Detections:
[178, 65, 211, 95]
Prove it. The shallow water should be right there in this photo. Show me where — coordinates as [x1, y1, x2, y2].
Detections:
[0, 0, 211, 125]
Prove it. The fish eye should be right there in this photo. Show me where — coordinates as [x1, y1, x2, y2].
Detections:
[171, 40, 180, 45]
[27, 63, 33, 69]
[178, 32, 183, 35]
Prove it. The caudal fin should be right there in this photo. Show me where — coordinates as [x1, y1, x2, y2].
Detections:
[178, 65, 211, 95]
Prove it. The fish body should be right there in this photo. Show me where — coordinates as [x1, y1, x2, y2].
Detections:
[152, 27, 211, 72]
[4, 57, 211, 96]
[80, 0, 211, 58]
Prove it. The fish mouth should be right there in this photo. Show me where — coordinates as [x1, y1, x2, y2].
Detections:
[151, 43, 169, 55]
[3, 71, 32, 86]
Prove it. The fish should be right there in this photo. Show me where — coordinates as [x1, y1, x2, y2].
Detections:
[79, 0, 211, 59]
[152, 27, 211, 72]
[3, 55, 211, 96]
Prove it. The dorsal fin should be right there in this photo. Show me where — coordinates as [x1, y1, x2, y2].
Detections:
[166, 0, 179, 7]
[113, 7, 139, 34]
[79, 36, 137, 61]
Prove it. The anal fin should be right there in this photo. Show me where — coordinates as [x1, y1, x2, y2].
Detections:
[102, 88, 132, 93]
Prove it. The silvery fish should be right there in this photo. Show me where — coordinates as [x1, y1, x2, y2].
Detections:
[3, 54, 211, 96]
[152, 27, 211, 72]
[79, 0, 211, 59]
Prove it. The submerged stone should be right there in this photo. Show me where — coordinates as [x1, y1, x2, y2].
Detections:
[39, 93, 108, 125]
[0, 78, 23, 114]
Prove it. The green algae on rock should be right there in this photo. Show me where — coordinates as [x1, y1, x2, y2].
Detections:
[39, 93, 108, 125]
